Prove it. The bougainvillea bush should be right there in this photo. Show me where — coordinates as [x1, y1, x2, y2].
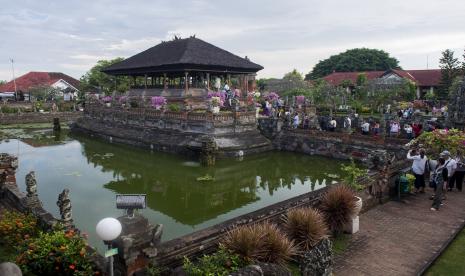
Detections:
[296, 95, 305, 105]
[410, 129, 465, 156]
[208, 91, 225, 107]
[266, 92, 279, 103]
[0, 211, 39, 247]
[101, 96, 112, 103]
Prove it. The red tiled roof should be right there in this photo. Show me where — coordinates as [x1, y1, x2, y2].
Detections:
[0, 72, 80, 92]
[323, 71, 385, 86]
[406, 69, 442, 87]
[323, 69, 441, 87]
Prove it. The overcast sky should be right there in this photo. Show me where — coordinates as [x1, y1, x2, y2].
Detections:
[1, 0, 464, 81]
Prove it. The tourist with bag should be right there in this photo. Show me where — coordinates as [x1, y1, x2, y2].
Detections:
[431, 157, 448, 211]
[441, 151, 457, 191]
[407, 149, 427, 193]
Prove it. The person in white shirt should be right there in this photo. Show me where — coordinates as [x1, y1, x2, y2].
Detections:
[390, 121, 400, 137]
[329, 118, 337, 132]
[404, 124, 413, 139]
[441, 151, 458, 191]
[407, 149, 427, 193]
[361, 121, 370, 135]
[293, 113, 300, 129]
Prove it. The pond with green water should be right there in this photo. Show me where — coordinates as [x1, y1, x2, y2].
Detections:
[0, 125, 347, 252]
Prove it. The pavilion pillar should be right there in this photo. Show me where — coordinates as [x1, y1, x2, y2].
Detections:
[163, 73, 168, 90]
[144, 74, 148, 89]
[206, 73, 210, 90]
[151, 76, 154, 86]
[184, 72, 189, 94]
[227, 74, 231, 85]
[114, 76, 117, 92]
[133, 76, 137, 87]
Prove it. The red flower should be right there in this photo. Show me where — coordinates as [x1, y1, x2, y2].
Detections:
[69, 264, 75, 270]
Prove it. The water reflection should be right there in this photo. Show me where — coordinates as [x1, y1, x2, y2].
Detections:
[0, 132, 345, 250]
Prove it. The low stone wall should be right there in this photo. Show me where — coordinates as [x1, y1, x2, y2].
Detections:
[0, 111, 82, 125]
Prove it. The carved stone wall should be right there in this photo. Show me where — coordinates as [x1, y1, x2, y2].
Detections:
[0, 111, 81, 125]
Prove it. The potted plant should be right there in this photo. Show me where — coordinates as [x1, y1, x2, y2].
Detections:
[211, 96, 221, 114]
[102, 96, 112, 107]
[151, 96, 167, 110]
[340, 158, 367, 217]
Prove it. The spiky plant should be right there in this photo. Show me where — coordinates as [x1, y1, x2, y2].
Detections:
[221, 225, 265, 263]
[320, 185, 356, 234]
[283, 208, 329, 251]
[257, 223, 297, 266]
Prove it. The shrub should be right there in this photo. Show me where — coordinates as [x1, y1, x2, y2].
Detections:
[340, 158, 367, 191]
[257, 223, 296, 265]
[16, 229, 99, 276]
[221, 225, 264, 263]
[183, 246, 245, 276]
[0, 211, 39, 247]
[283, 208, 328, 251]
[320, 185, 356, 234]
[222, 223, 296, 266]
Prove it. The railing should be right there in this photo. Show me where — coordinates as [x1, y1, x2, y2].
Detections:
[84, 102, 256, 126]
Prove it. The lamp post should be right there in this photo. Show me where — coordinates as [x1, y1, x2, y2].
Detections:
[96, 217, 122, 276]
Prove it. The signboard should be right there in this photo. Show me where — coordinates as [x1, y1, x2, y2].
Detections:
[105, 248, 118, 257]
[116, 194, 147, 209]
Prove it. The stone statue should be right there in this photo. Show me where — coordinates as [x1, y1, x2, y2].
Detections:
[25, 171, 37, 197]
[56, 189, 73, 227]
[200, 137, 217, 166]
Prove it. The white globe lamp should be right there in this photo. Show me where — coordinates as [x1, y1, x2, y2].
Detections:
[96, 217, 122, 241]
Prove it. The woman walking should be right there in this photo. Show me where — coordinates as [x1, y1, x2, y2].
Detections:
[431, 157, 448, 211]
[407, 149, 427, 193]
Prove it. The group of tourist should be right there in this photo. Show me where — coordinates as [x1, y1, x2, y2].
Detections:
[407, 148, 465, 211]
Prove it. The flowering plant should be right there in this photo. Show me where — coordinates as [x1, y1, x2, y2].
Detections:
[102, 96, 112, 103]
[266, 92, 280, 102]
[296, 95, 305, 105]
[151, 96, 167, 109]
[208, 91, 225, 107]
[410, 129, 465, 156]
[118, 96, 128, 104]
[16, 228, 99, 276]
[0, 211, 39, 247]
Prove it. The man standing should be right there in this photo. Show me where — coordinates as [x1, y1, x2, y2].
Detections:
[361, 121, 370, 135]
[442, 151, 457, 191]
[407, 149, 427, 193]
[329, 118, 337, 132]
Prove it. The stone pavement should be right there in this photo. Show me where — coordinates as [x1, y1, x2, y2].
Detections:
[333, 190, 465, 276]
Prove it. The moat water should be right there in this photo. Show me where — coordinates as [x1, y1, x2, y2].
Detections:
[0, 127, 346, 252]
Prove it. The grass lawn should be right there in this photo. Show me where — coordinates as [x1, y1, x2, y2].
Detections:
[425, 227, 465, 276]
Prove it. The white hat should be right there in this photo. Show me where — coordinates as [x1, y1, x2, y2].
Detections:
[440, 150, 450, 157]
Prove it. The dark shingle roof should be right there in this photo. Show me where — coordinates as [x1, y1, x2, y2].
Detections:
[102, 37, 263, 75]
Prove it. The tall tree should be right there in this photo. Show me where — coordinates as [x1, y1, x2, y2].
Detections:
[305, 48, 400, 80]
[283, 69, 304, 82]
[79, 58, 132, 95]
[0, 80, 6, 85]
[438, 49, 460, 99]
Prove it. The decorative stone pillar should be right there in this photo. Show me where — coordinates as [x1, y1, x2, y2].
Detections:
[200, 137, 217, 166]
[56, 189, 73, 228]
[113, 214, 163, 276]
[53, 117, 61, 132]
[25, 171, 38, 197]
[299, 238, 333, 276]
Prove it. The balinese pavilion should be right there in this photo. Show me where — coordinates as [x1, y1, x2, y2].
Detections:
[74, 37, 272, 160]
[102, 36, 263, 108]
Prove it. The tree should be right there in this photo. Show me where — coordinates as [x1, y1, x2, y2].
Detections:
[0, 80, 6, 86]
[356, 73, 368, 87]
[438, 49, 460, 99]
[283, 69, 303, 82]
[305, 48, 400, 80]
[79, 58, 132, 95]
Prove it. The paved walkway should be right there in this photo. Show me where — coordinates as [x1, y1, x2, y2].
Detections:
[333, 191, 465, 276]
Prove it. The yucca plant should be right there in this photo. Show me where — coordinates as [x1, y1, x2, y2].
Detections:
[257, 223, 297, 266]
[283, 208, 328, 251]
[320, 185, 356, 234]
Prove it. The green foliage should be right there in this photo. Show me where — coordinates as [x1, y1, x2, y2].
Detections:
[0, 105, 20, 113]
[426, 228, 465, 276]
[0, 80, 6, 85]
[28, 85, 62, 101]
[340, 158, 367, 191]
[80, 58, 131, 94]
[183, 246, 246, 276]
[306, 48, 400, 80]
[167, 103, 181, 112]
[331, 234, 351, 255]
[16, 229, 98, 276]
[411, 129, 465, 157]
[439, 49, 460, 99]
[283, 69, 304, 82]
[356, 73, 368, 87]
[283, 208, 328, 250]
[0, 211, 39, 247]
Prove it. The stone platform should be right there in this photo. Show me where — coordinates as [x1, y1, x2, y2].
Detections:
[333, 190, 465, 276]
[72, 104, 272, 157]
